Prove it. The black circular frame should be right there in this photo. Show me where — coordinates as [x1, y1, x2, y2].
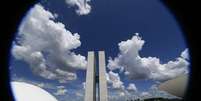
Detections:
[0, 0, 199, 101]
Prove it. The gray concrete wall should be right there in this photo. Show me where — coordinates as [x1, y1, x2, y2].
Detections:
[98, 51, 108, 101]
[85, 51, 96, 101]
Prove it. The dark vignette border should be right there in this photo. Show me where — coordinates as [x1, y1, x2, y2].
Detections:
[0, 0, 37, 101]
[161, 1, 200, 101]
[0, 0, 199, 101]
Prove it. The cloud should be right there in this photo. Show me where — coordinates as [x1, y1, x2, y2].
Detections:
[127, 83, 137, 92]
[107, 33, 189, 81]
[82, 82, 86, 89]
[107, 71, 125, 90]
[57, 87, 85, 101]
[108, 83, 178, 101]
[107, 71, 141, 101]
[140, 92, 152, 99]
[54, 86, 67, 96]
[55, 69, 77, 83]
[12, 4, 87, 83]
[75, 92, 84, 97]
[108, 90, 128, 101]
[181, 49, 189, 60]
[108, 85, 140, 101]
[65, 0, 91, 15]
[107, 71, 139, 97]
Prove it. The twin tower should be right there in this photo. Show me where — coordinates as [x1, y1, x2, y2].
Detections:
[84, 51, 108, 101]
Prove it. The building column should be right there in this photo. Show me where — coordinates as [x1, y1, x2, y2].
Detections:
[98, 51, 108, 101]
[84, 51, 96, 101]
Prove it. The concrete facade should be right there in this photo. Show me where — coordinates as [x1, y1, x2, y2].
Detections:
[84, 51, 108, 101]
[84, 51, 96, 101]
[98, 51, 108, 101]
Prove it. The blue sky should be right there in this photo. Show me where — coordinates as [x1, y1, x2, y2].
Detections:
[10, 0, 189, 101]
[41, 0, 187, 60]
[41, 0, 187, 90]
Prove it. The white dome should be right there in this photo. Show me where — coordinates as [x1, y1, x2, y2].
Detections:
[159, 74, 188, 98]
[11, 82, 58, 101]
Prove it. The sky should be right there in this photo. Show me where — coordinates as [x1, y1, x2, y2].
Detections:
[9, 0, 190, 101]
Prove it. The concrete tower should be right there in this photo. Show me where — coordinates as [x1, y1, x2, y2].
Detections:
[98, 51, 108, 101]
[84, 51, 108, 101]
[84, 51, 96, 101]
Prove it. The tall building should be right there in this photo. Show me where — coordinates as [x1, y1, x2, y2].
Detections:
[84, 51, 108, 101]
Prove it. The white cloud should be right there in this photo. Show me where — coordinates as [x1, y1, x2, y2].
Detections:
[127, 83, 137, 92]
[12, 4, 87, 83]
[108, 83, 177, 101]
[108, 85, 140, 101]
[65, 0, 91, 15]
[82, 82, 86, 89]
[107, 72, 138, 98]
[141, 92, 152, 99]
[119, 92, 126, 97]
[75, 92, 84, 97]
[55, 69, 77, 83]
[57, 86, 85, 101]
[54, 86, 67, 96]
[106, 71, 139, 101]
[181, 49, 189, 60]
[107, 71, 125, 90]
[107, 33, 189, 81]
